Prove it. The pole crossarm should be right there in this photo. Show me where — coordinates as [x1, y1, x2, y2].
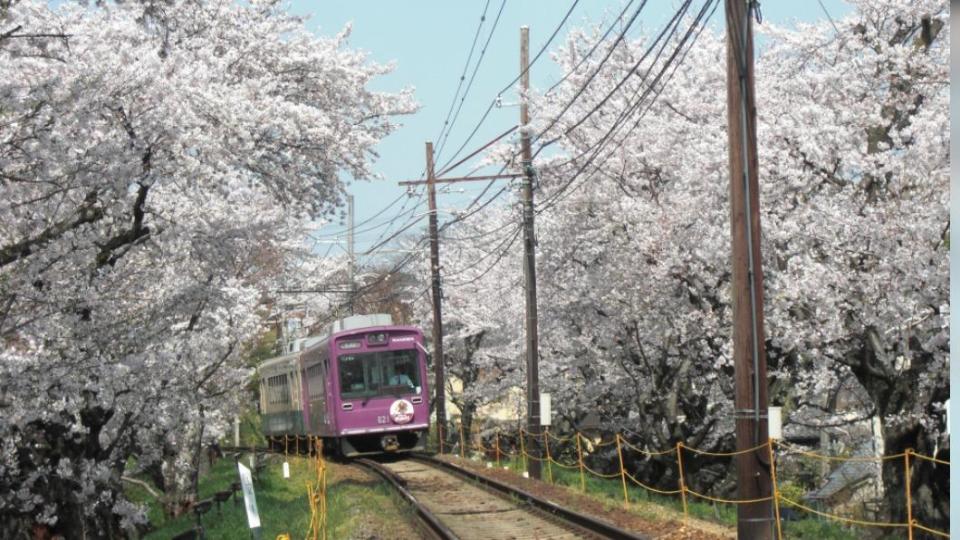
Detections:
[398, 173, 523, 186]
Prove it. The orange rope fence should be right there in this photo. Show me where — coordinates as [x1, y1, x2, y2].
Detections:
[437, 421, 949, 537]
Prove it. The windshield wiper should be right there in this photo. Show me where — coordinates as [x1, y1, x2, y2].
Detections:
[361, 384, 379, 406]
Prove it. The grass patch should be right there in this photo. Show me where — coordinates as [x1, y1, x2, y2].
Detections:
[476, 454, 863, 539]
[131, 454, 414, 539]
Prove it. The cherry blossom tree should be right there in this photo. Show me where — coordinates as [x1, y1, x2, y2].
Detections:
[758, 0, 948, 527]
[0, 0, 413, 535]
[421, 0, 946, 527]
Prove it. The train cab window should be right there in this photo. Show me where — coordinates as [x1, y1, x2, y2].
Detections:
[338, 349, 420, 399]
[385, 355, 417, 390]
[339, 356, 366, 395]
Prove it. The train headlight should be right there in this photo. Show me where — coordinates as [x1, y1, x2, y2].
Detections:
[366, 332, 388, 346]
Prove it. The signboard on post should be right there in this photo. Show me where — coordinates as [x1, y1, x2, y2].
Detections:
[237, 461, 262, 537]
[768, 407, 783, 440]
[540, 393, 551, 426]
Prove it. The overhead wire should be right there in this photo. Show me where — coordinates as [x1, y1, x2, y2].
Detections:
[433, 0, 495, 154]
[347, 0, 715, 296]
[436, 0, 582, 174]
[545, 0, 639, 95]
[434, 0, 508, 162]
[534, 0, 651, 143]
[534, 0, 693, 160]
[310, 203, 420, 242]
[309, 191, 409, 240]
[444, 224, 524, 287]
[433, 0, 656, 239]
[346, 0, 505, 263]
[535, 0, 720, 215]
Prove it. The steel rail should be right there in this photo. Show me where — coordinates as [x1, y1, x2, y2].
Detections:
[413, 455, 651, 540]
[354, 458, 456, 540]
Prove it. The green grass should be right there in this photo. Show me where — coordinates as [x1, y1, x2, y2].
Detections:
[140, 455, 313, 539]
[130, 454, 414, 539]
[470, 453, 862, 540]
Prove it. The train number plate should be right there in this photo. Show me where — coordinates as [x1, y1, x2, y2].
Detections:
[377, 415, 389, 425]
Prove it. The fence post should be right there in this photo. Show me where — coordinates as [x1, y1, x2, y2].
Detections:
[905, 449, 913, 540]
[767, 439, 782, 540]
[459, 421, 466, 459]
[576, 432, 586, 493]
[615, 433, 629, 506]
[676, 442, 688, 520]
[495, 431, 501, 468]
[543, 428, 553, 484]
[520, 427, 528, 474]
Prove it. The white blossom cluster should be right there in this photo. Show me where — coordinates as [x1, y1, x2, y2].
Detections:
[0, 0, 413, 535]
[415, 0, 947, 508]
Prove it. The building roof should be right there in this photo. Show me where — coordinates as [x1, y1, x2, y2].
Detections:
[806, 440, 880, 500]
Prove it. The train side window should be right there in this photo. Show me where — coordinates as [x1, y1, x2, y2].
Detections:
[306, 363, 324, 398]
[267, 374, 290, 405]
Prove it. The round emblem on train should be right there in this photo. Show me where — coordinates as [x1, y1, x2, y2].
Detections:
[389, 399, 414, 424]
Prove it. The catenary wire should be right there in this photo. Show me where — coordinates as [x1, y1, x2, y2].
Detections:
[434, 0, 508, 162]
[433, 0, 494, 152]
[436, 0, 582, 173]
[535, 0, 719, 214]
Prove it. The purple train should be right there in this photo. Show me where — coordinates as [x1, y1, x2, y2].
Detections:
[258, 314, 430, 456]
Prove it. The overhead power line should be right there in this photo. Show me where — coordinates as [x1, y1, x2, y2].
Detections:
[433, 0, 495, 153]
[434, 0, 508, 162]
[436, 0, 582, 174]
[535, 0, 720, 214]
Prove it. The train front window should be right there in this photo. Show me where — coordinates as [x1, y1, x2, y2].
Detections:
[338, 349, 420, 399]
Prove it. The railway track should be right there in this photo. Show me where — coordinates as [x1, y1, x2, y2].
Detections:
[356, 455, 650, 540]
[222, 445, 648, 539]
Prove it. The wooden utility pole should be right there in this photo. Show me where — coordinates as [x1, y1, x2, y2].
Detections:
[725, 1, 772, 538]
[519, 25, 542, 480]
[396, 31, 541, 465]
[425, 142, 447, 449]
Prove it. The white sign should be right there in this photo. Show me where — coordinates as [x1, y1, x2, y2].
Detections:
[540, 393, 551, 426]
[237, 461, 261, 529]
[282, 461, 290, 479]
[768, 406, 783, 440]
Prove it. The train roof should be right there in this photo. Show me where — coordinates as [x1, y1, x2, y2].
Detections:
[328, 313, 393, 334]
[258, 314, 422, 372]
[298, 313, 401, 350]
[258, 352, 298, 374]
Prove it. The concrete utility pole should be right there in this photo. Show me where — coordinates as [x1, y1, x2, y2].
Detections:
[347, 194, 356, 314]
[425, 142, 447, 448]
[519, 25, 542, 481]
[724, 1, 772, 538]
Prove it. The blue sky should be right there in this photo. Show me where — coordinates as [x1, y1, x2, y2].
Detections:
[290, 1, 853, 258]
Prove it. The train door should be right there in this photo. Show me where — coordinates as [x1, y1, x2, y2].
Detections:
[288, 366, 304, 434]
[324, 348, 336, 436]
[305, 357, 326, 434]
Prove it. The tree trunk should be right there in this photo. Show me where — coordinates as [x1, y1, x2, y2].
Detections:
[844, 332, 949, 533]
